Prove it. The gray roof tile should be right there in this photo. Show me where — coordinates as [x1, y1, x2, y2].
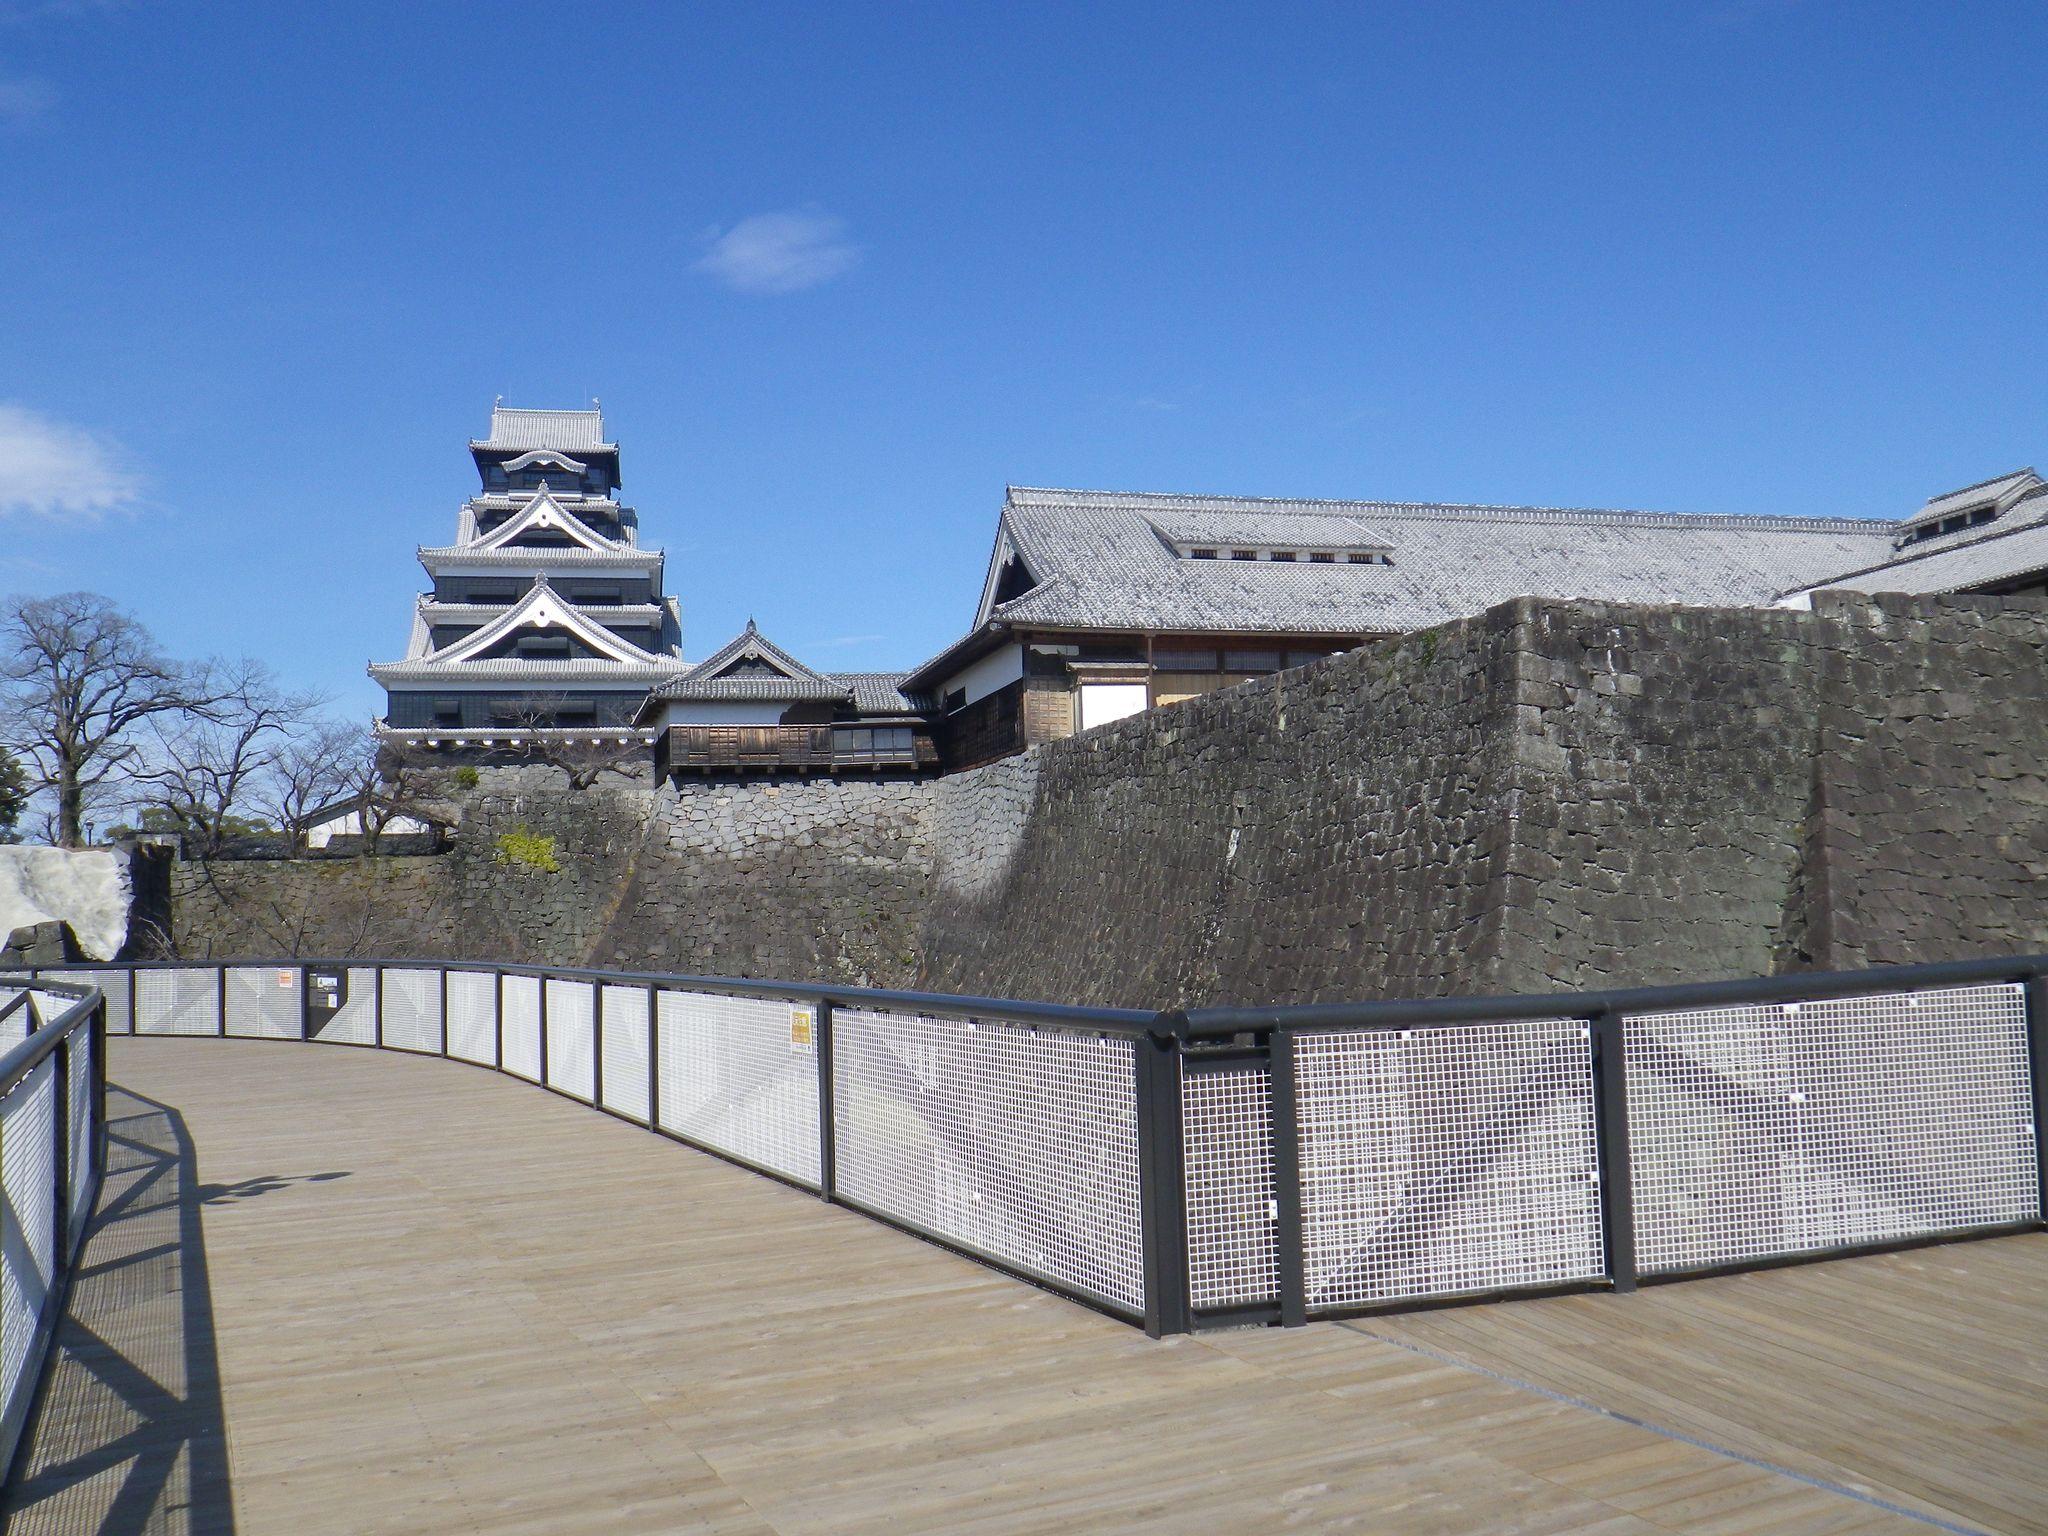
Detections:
[470, 406, 616, 453]
[987, 487, 1896, 634]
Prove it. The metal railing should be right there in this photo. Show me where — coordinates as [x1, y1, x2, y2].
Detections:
[0, 975, 108, 1476]
[22, 951, 2048, 1337]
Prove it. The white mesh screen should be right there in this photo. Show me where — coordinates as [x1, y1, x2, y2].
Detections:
[654, 990, 820, 1187]
[134, 968, 220, 1035]
[102, 974, 132, 1035]
[599, 985, 651, 1121]
[314, 967, 378, 1046]
[1, 1061, 57, 1428]
[0, 996, 28, 1052]
[544, 979, 595, 1101]
[502, 975, 542, 1082]
[1296, 1021, 1605, 1310]
[1182, 1065, 1279, 1310]
[67, 1029, 93, 1236]
[832, 1009, 1144, 1312]
[380, 968, 444, 1055]
[445, 971, 498, 1065]
[225, 966, 303, 1039]
[1626, 983, 2041, 1274]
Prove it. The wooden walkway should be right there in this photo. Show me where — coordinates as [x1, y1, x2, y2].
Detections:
[6, 1038, 2046, 1535]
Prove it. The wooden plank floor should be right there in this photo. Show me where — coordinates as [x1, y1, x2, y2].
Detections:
[7, 1038, 2046, 1535]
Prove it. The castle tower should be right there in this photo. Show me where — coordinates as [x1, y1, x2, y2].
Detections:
[370, 405, 684, 750]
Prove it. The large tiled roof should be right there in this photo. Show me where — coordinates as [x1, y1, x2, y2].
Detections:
[985, 487, 1897, 635]
[470, 406, 616, 453]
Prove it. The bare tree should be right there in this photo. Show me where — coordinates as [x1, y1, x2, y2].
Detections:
[502, 696, 648, 790]
[259, 719, 366, 851]
[135, 660, 326, 856]
[0, 592, 229, 848]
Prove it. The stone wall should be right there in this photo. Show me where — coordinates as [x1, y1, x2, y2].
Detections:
[168, 594, 2048, 1007]
[914, 605, 1523, 1008]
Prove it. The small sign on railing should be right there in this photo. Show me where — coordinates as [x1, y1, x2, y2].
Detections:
[790, 1005, 815, 1052]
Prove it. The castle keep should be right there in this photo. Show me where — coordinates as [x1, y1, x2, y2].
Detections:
[369, 407, 2048, 777]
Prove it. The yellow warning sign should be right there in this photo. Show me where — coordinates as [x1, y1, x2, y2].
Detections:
[790, 1006, 815, 1049]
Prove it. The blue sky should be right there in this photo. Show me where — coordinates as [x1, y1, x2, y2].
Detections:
[2, 0, 2045, 721]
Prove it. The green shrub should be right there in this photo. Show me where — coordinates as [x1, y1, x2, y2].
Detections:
[494, 827, 560, 873]
[452, 765, 480, 790]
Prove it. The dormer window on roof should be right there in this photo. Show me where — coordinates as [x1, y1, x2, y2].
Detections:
[1179, 542, 1391, 565]
[1894, 468, 2044, 548]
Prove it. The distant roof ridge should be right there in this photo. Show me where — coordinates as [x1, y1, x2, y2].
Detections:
[1004, 485, 1891, 535]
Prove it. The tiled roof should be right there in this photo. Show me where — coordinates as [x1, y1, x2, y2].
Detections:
[1786, 511, 2048, 599]
[369, 659, 683, 685]
[835, 672, 927, 713]
[646, 621, 853, 704]
[418, 544, 662, 571]
[983, 487, 1896, 635]
[1906, 468, 2041, 527]
[470, 406, 616, 453]
[1779, 486, 2048, 597]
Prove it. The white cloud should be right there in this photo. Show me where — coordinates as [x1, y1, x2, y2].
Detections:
[0, 403, 142, 518]
[693, 209, 859, 295]
[0, 75, 54, 124]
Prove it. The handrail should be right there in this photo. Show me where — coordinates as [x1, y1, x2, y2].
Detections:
[60, 957, 1164, 1036]
[1181, 949, 2048, 1037]
[0, 986, 100, 1098]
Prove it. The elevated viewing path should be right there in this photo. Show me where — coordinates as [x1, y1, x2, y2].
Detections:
[8, 1038, 2045, 1535]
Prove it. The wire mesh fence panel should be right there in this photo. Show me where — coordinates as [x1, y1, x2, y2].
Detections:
[0, 1061, 57, 1440]
[1625, 982, 2041, 1274]
[544, 979, 595, 1101]
[653, 990, 820, 1187]
[225, 966, 303, 1039]
[598, 985, 651, 1121]
[0, 997, 28, 1052]
[134, 968, 220, 1036]
[315, 968, 379, 1046]
[379, 969, 444, 1055]
[101, 975, 132, 1035]
[832, 1009, 1145, 1313]
[502, 975, 542, 1082]
[1182, 1064, 1279, 1310]
[1295, 1021, 1604, 1311]
[67, 1030, 93, 1239]
[445, 971, 498, 1066]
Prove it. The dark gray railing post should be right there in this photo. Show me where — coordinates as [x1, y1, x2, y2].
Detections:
[537, 973, 551, 1088]
[373, 966, 385, 1050]
[1590, 1005, 1638, 1293]
[815, 999, 836, 1200]
[493, 968, 505, 1072]
[50, 1012, 70, 1269]
[438, 967, 450, 1058]
[645, 983, 661, 1130]
[216, 964, 227, 1037]
[591, 981, 606, 1107]
[2026, 971, 2048, 1220]
[1136, 1019, 1192, 1337]
[1269, 1028, 1308, 1327]
[93, 995, 108, 1186]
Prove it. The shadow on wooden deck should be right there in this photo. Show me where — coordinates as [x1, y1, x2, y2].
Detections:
[4, 1086, 241, 1536]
